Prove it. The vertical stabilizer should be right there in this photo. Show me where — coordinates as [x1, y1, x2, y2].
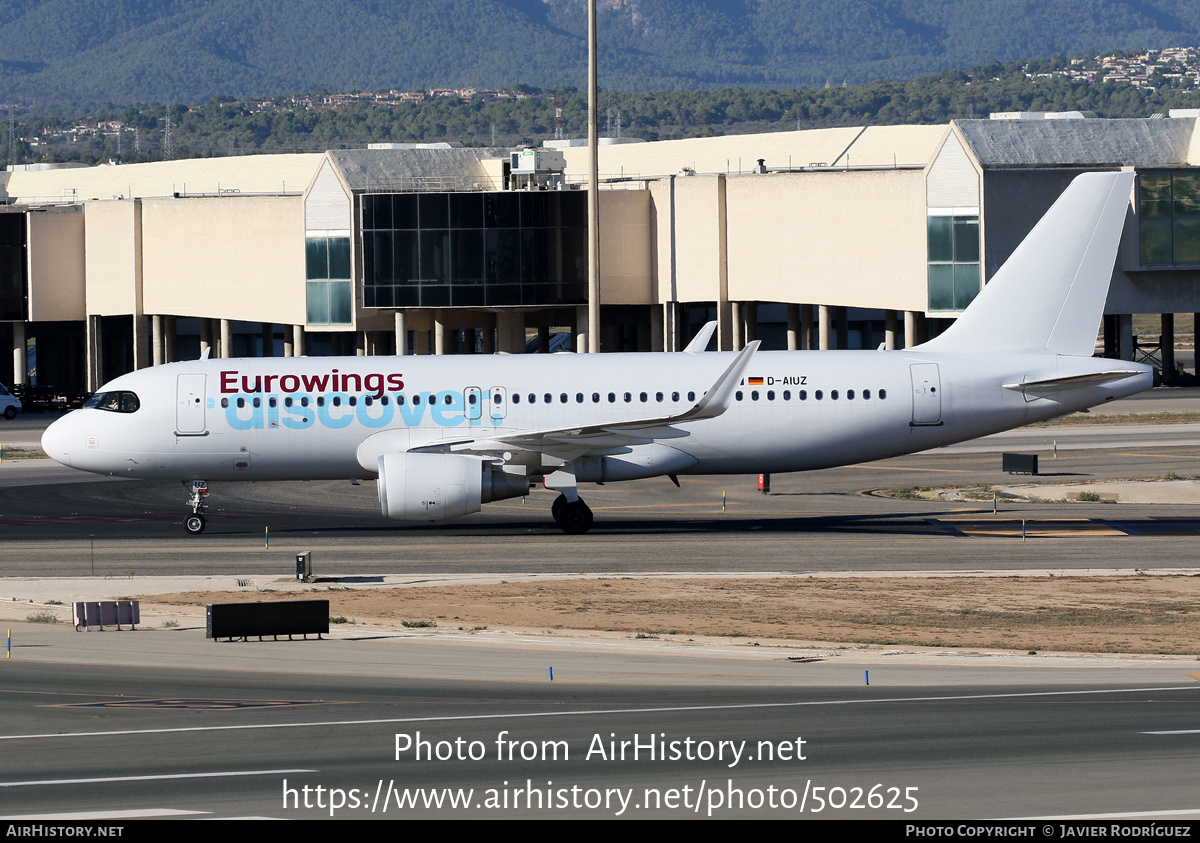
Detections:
[919, 171, 1134, 357]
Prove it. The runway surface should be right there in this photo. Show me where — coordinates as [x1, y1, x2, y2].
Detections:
[1, 623, 1198, 820]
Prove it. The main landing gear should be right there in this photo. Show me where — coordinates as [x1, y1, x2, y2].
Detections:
[551, 494, 593, 535]
[184, 480, 209, 535]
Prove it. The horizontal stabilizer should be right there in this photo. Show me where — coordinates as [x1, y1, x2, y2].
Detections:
[1002, 370, 1147, 391]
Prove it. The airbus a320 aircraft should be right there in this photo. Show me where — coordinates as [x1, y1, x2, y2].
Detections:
[42, 172, 1153, 535]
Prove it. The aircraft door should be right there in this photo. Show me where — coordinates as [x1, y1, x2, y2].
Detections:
[489, 387, 508, 425]
[910, 363, 942, 426]
[464, 387, 483, 422]
[176, 374, 208, 435]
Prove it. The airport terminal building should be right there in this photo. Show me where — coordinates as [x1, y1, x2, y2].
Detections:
[4, 113, 1200, 394]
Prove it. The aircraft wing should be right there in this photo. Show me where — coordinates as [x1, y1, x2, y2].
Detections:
[413, 341, 761, 460]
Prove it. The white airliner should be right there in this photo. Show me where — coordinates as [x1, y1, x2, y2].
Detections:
[41, 172, 1153, 535]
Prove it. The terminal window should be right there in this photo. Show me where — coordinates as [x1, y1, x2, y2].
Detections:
[927, 214, 980, 312]
[360, 191, 588, 308]
[306, 236, 352, 326]
[1139, 171, 1200, 266]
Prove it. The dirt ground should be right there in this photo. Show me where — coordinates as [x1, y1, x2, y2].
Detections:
[141, 573, 1200, 656]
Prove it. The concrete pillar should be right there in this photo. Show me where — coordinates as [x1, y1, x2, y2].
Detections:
[716, 175, 732, 351]
[904, 311, 918, 349]
[86, 315, 102, 392]
[200, 319, 212, 358]
[537, 325, 550, 354]
[495, 312, 522, 354]
[1116, 314, 1132, 361]
[482, 314, 496, 354]
[731, 301, 744, 350]
[394, 311, 408, 356]
[132, 314, 150, 370]
[357, 331, 367, 356]
[164, 315, 177, 363]
[434, 313, 446, 356]
[786, 304, 799, 351]
[836, 306, 849, 350]
[662, 302, 680, 352]
[1195, 313, 1200, 374]
[744, 302, 758, 344]
[151, 316, 164, 366]
[885, 310, 898, 351]
[1162, 313, 1176, 382]
[818, 305, 832, 350]
[801, 304, 814, 351]
[11, 321, 26, 386]
[219, 319, 232, 359]
[292, 325, 305, 358]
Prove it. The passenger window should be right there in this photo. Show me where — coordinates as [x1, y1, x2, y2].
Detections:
[512, 394, 520, 404]
[608, 393, 616, 403]
[863, 389, 870, 400]
[269, 397, 277, 408]
[624, 393, 632, 403]
[847, 390, 854, 400]
[671, 391, 679, 401]
[880, 389, 887, 400]
[592, 393, 600, 403]
[767, 391, 775, 400]
[221, 397, 229, 408]
[814, 390, 822, 400]
[560, 393, 567, 403]
[349, 396, 358, 406]
[576, 393, 584, 403]
[331, 396, 340, 407]
[687, 391, 696, 401]
[301, 397, 310, 407]
[751, 391, 759, 401]
[799, 390, 807, 400]
[656, 392, 663, 402]
[544, 393, 552, 404]
[831, 390, 838, 400]
[735, 391, 743, 401]
[445, 395, 453, 405]
[468, 394, 477, 405]
[639, 392, 647, 402]
[397, 395, 406, 406]
[783, 390, 790, 400]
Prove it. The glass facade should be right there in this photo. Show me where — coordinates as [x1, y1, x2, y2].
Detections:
[1139, 171, 1200, 266]
[927, 214, 980, 312]
[0, 213, 27, 321]
[361, 191, 588, 308]
[305, 236, 353, 325]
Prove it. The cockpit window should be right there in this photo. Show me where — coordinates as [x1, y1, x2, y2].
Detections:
[83, 391, 140, 413]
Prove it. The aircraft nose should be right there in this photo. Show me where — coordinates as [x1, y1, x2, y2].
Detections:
[41, 415, 73, 467]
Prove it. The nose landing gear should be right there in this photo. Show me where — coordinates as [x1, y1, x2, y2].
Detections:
[184, 480, 208, 534]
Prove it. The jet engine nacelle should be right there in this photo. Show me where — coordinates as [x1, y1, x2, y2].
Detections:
[376, 452, 528, 521]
